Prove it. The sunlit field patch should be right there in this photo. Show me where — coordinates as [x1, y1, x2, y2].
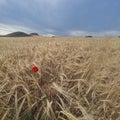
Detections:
[0, 36, 120, 120]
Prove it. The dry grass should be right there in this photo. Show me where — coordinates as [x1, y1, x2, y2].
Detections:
[0, 36, 120, 120]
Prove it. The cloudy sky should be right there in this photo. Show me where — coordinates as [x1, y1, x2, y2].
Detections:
[0, 0, 120, 36]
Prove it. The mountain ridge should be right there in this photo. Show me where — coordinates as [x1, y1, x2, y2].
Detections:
[0, 31, 39, 37]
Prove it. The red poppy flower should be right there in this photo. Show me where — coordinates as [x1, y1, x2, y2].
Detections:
[32, 66, 39, 72]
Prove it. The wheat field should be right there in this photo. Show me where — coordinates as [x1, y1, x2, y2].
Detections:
[0, 36, 120, 120]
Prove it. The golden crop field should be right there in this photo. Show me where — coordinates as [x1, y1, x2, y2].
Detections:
[0, 36, 120, 120]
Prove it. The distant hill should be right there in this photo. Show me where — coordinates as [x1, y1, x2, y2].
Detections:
[4, 32, 31, 37]
[85, 35, 93, 38]
[0, 31, 40, 37]
[30, 33, 39, 36]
